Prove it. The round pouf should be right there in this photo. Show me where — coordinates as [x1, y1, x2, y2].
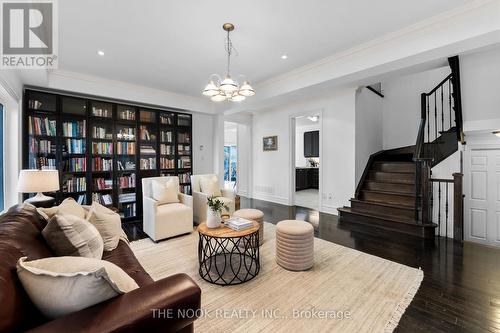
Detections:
[233, 209, 264, 245]
[276, 220, 314, 271]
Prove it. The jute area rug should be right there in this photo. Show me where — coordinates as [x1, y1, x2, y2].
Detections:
[130, 222, 422, 333]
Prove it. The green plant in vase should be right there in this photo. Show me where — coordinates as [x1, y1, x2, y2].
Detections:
[206, 196, 228, 228]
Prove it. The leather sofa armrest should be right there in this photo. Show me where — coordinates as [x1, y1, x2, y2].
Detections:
[28, 273, 201, 333]
[178, 193, 193, 208]
[221, 188, 236, 200]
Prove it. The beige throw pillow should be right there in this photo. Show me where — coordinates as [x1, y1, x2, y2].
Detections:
[199, 177, 221, 197]
[37, 197, 86, 220]
[17, 256, 138, 319]
[152, 179, 179, 204]
[86, 202, 123, 251]
[42, 214, 104, 259]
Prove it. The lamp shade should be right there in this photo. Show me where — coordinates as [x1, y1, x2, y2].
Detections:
[219, 76, 238, 94]
[239, 81, 255, 97]
[17, 169, 60, 193]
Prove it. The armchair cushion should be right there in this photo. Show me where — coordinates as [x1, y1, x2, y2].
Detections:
[199, 176, 221, 197]
[16, 256, 139, 319]
[152, 179, 179, 204]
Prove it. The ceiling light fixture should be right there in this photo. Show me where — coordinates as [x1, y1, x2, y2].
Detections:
[493, 130, 500, 137]
[281, 54, 288, 60]
[97, 50, 104, 56]
[202, 23, 255, 102]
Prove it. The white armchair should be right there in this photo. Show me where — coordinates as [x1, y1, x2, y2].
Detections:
[142, 176, 193, 242]
[191, 174, 235, 224]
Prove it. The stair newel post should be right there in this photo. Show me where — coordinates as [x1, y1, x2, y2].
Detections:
[420, 162, 431, 225]
[453, 173, 464, 241]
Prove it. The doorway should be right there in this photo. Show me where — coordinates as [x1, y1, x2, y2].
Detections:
[293, 114, 321, 210]
[224, 122, 237, 190]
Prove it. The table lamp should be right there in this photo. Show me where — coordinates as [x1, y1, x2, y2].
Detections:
[17, 169, 60, 203]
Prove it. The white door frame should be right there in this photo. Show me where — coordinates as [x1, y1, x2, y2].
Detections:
[464, 143, 500, 246]
[288, 109, 324, 210]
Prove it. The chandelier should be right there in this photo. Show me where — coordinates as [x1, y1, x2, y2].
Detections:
[202, 23, 255, 102]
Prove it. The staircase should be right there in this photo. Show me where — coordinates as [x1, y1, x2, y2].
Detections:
[338, 56, 464, 239]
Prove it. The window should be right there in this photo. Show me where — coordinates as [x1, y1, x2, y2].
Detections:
[0, 104, 3, 211]
[223, 145, 237, 183]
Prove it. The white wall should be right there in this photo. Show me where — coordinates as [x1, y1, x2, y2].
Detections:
[251, 88, 356, 214]
[382, 66, 451, 150]
[192, 113, 215, 175]
[355, 87, 383, 183]
[236, 123, 252, 197]
[295, 123, 320, 167]
[461, 46, 500, 132]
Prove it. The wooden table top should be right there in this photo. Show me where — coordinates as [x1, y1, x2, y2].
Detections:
[197, 221, 260, 238]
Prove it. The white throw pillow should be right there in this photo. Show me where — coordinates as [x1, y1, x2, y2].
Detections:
[86, 202, 123, 252]
[152, 179, 179, 204]
[199, 177, 221, 197]
[37, 197, 86, 220]
[42, 214, 104, 259]
[17, 256, 139, 319]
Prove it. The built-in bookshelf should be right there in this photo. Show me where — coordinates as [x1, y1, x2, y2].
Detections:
[23, 88, 193, 222]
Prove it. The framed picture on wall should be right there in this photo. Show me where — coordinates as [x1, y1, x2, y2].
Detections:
[263, 136, 278, 151]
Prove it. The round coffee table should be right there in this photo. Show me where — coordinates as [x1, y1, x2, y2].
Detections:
[197, 221, 260, 285]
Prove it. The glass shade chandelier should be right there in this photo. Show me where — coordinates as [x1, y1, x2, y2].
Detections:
[202, 23, 255, 102]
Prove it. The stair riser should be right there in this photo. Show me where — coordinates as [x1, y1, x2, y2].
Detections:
[369, 171, 415, 184]
[338, 210, 435, 239]
[372, 163, 415, 173]
[364, 182, 414, 194]
[351, 201, 415, 220]
[360, 191, 415, 206]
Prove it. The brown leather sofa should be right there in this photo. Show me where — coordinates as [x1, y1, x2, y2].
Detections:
[0, 204, 202, 333]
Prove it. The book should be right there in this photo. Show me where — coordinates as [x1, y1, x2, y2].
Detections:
[226, 217, 254, 231]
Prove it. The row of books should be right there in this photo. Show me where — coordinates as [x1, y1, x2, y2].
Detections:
[64, 157, 86, 172]
[63, 120, 86, 138]
[140, 145, 156, 155]
[94, 178, 112, 190]
[178, 144, 190, 155]
[118, 109, 135, 121]
[140, 111, 155, 122]
[29, 116, 56, 136]
[160, 115, 174, 125]
[177, 132, 190, 144]
[93, 157, 112, 171]
[93, 126, 112, 140]
[92, 107, 112, 118]
[119, 193, 136, 203]
[64, 177, 86, 193]
[92, 192, 112, 205]
[28, 99, 44, 110]
[160, 131, 173, 142]
[140, 158, 156, 170]
[64, 139, 85, 154]
[120, 203, 136, 218]
[75, 194, 86, 205]
[117, 128, 135, 141]
[160, 158, 175, 169]
[117, 142, 135, 155]
[30, 157, 56, 170]
[178, 156, 191, 168]
[160, 144, 174, 155]
[117, 160, 135, 171]
[92, 142, 113, 155]
[139, 126, 156, 141]
[118, 174, 136, 188]
[179, 185, 191, 194]
[178, 172, 190, 183]
[30, 138, 56, 154]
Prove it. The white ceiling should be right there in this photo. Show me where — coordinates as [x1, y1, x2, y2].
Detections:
[58, 0, 471, 97]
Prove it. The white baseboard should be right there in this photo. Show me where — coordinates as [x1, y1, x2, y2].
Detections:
[320, 204, 339, 216]
[251, 193, 290, 206]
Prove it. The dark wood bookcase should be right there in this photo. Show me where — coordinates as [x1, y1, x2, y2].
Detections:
[23, 87, 193, 222]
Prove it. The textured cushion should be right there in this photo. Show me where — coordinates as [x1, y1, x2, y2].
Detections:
[276, 220, 314, 271]
[37, 198, 86, 220]
[199, 177, 221, 197]
[86, 202, 123, 251]
[233, 209, 264, 220]
[276, 220, 314, 235]
[152, 179, 179, 204]
[16, 256, 139, 319]
[42, 214, 104, 259]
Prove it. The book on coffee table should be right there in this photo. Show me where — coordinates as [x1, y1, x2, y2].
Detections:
[226, 217, 254, 231]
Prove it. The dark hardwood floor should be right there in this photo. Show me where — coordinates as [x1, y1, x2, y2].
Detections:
[123, 197, 500, 333]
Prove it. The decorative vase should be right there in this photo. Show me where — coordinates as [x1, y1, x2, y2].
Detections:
[206, 208, 221, 228]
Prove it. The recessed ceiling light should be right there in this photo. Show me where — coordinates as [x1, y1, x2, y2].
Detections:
[97, 50, 104, 56]
[281, 54, 288, 60]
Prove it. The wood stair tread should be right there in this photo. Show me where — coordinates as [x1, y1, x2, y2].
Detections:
[350, 198, 414, 210]
[360, 189, 416, 197]
[338, 207, 434, 226]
